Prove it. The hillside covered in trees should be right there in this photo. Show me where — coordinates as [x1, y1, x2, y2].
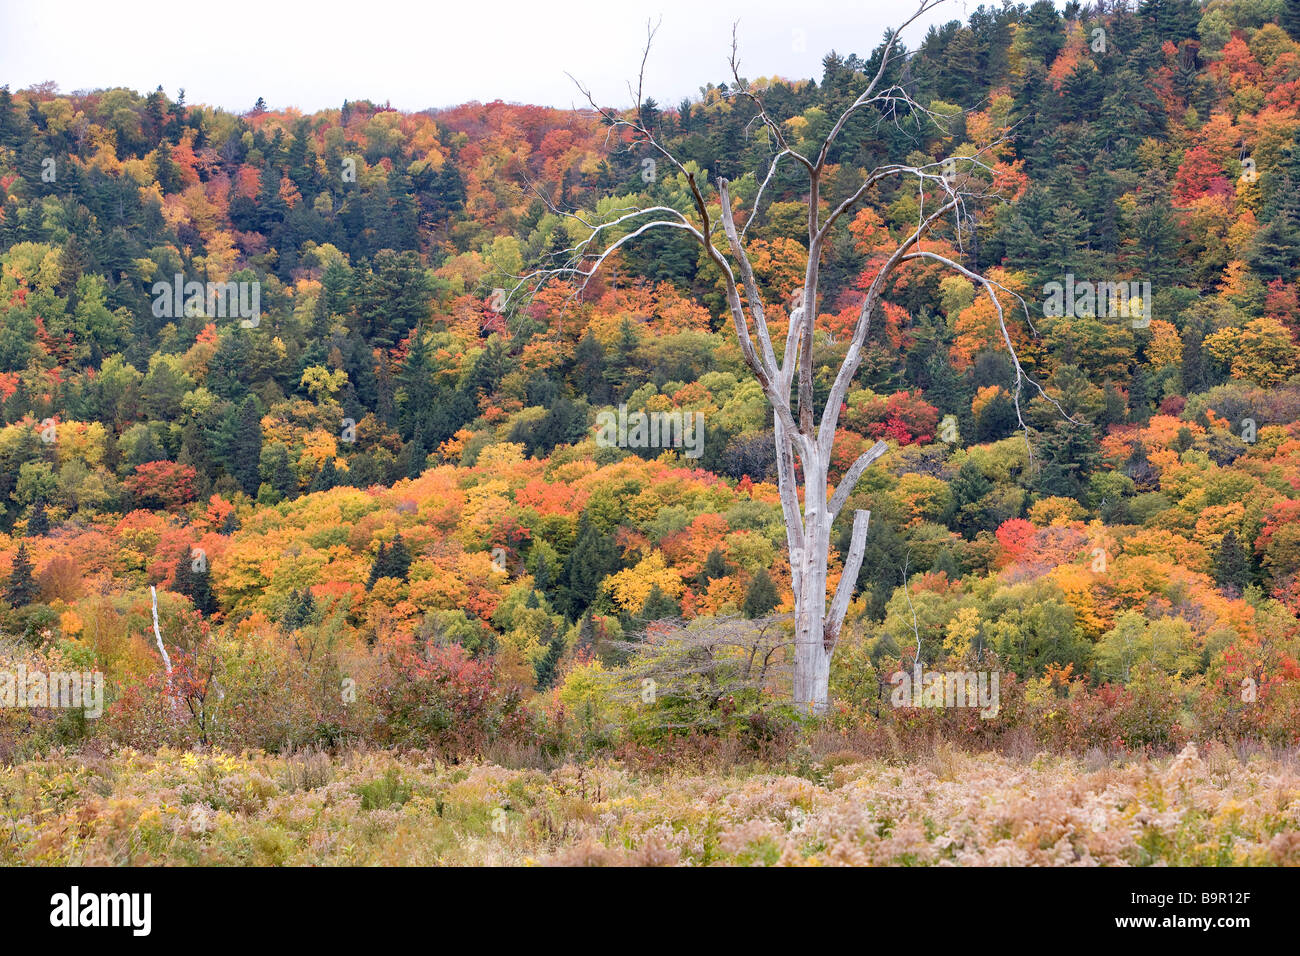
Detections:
[1, 0, 1300, 785]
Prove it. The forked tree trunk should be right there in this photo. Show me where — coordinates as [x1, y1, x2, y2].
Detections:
[782, 433, 874, 714]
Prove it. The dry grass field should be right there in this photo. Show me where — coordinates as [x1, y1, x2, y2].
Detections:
[3, 742, 1297, 866]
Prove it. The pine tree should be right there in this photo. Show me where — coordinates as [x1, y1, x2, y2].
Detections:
[572, 332, 610, 405]
[231, 397, 263, 495]
[743, 568, 780, 618]
[26, 499, 49, 536]
[397, 326, 437, 442]
[974, 390, 1019, 442]
[0, 86, 20, 148]
[604, 318, 642, 400]
[1100, 383, 1128, 428]
[309, 457, 339, 493]
[575, 610, 598, 656]
[404, 430, 427, 479]
[700, 547, 730, 583]
[366, 534, 413, 589]
[1124, 439, 1158, 489]
[6, 542, 36, 608]
[1128, 366, 1153, 424]
[1213, 530, 1250, 592]
[532, 552, 552, 594]
[366, 542, 388, 591]
[533, 632, 566, 689]
[132, 428, 168, 467]
[561, 513, 619, 618]
[174, 547, 217, 615]
[951, 460, 994, 535]
[1283, 0, 1300, 41]
[189, 560, 217, 616]
[548, 226, 570, 261]
[638, 584, 681, 623]
[172, 546, 194, 599]
[387, 533, 412, 582]
[262, 444, 298, 500]
[932, 548, 960, 580]
[1036, 421, 1102, 499]
[282, 588, 317, 631]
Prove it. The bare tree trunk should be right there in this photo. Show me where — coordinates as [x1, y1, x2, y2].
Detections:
[150, 585, 171, 675]
[793, 445, 828, 713]
[787, 438, 873, 713]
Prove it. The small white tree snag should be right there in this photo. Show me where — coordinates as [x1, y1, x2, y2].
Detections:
[150, 585, 172, 675]
[515, 0, 1060, 713]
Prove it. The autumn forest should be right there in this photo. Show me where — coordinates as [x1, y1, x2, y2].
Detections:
[2, 0, 1300, 871]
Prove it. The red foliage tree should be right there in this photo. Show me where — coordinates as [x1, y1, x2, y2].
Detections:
[124, 461, 198, 511]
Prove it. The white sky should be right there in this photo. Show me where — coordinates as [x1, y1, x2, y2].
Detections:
[0, 0, 979, 113]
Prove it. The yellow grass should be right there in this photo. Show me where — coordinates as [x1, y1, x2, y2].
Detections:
[1, 742, 1297, 866]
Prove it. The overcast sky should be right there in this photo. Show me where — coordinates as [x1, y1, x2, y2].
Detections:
[1, 0, 983, 113]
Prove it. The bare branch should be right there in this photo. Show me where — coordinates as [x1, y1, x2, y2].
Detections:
[826, 509, 871, 652]
[899, 249, 1079, 451]
[816, 191, 962, 459]
[727, 25, 815, 176]
[717, 177, 782, 383]
[741, 147, 795, 240]
[815, 0, 947, 169]
[829, 440, 889, 519]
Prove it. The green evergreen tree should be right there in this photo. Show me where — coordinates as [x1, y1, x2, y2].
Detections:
[638, 583, 681, 623]
[974, 390, 1018, 442]
[1036, 421, 1102, 499]
[6, 542, 36, 608]
[1283, 0, 1300, 41]
[700, 547, 730, 583]
[575, 609, 598, 656]
[951, 460, 994, 536]
[1213, 530, 1250, 592]
[387, 533, 413, 582]
[742, 568, 780, 618]
[932, 548, 960, 580]
[263, 443, 297, 500]
[533, 631, 566, 690]
[189, 559, 217, 616]
[366, 542, 388, 591]
[560, 513, 619, 618]
[281, 587, 317, 632]
[231, 397, 263, 495]
[309, 457, 339, 493]
[26, 499, 49, 537]
[172, 546, 194, 599]
[1124, 438, 1158, 489]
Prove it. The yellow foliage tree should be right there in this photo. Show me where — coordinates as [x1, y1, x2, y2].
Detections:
[603, 551, 684, 614]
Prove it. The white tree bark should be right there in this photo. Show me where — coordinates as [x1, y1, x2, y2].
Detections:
[150, 585, 172, 675]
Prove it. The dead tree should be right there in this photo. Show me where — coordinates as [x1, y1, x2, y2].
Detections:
[513, 0, 1054, 713]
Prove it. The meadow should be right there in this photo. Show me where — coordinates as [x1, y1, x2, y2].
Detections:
[2, 741, 1297, 866]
